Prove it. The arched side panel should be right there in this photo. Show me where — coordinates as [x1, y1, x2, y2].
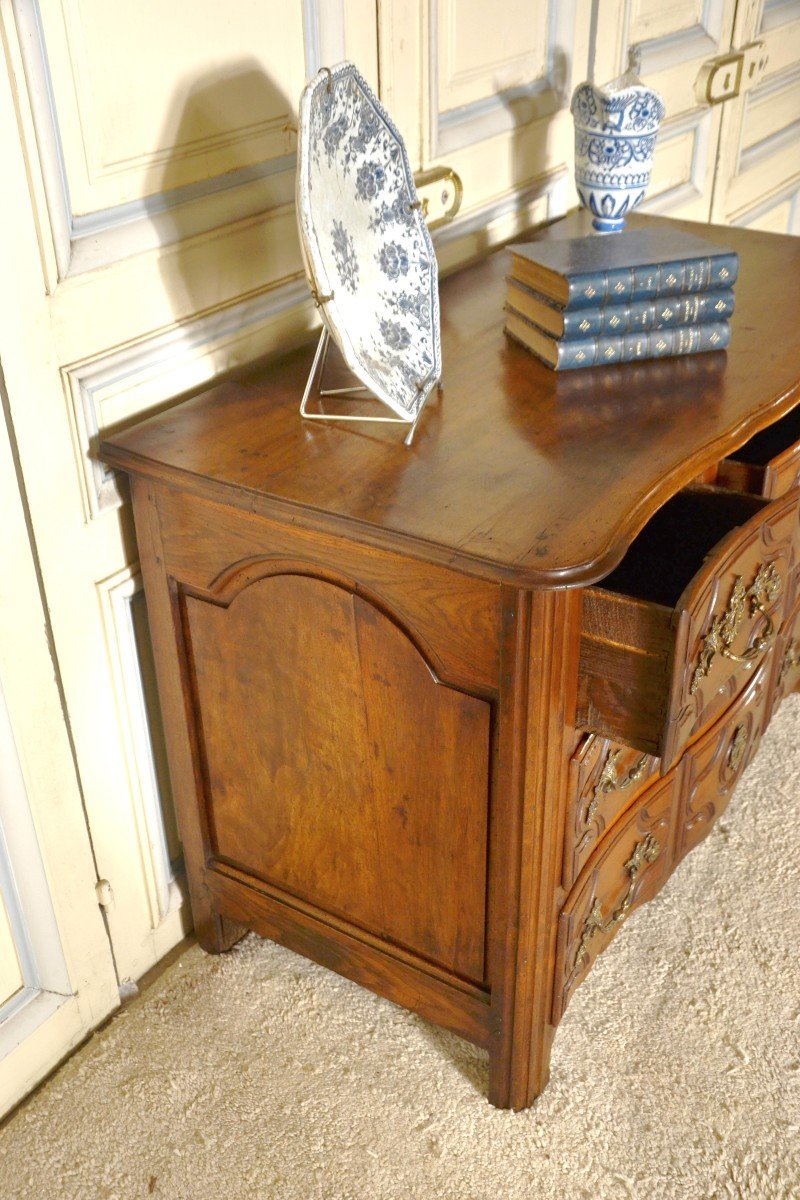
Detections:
[151, 485, 502, 698]
[181, 572, 491, 984]
[182, 556, 480, 698]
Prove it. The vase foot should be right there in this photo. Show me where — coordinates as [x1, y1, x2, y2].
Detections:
[591, 215, 626, 234]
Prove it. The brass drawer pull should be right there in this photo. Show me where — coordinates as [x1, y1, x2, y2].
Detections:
[574, 833, 661, 969]
[690, 562, 781, 695]
[585, 749, 649, 827]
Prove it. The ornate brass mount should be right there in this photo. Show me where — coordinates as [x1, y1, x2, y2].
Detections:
[574, 833, 661, 969]
[584, 748, 649, 828]
[780, 640, 800, 685]
[728, 723, 748, 773]
[690, 562, 782, 695]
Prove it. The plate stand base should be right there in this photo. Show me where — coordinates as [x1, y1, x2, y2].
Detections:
[300, 329, 422, 445]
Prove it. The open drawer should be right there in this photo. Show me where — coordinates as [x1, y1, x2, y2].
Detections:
[578, 485, 799, 771]
[716, 405, 800, 499]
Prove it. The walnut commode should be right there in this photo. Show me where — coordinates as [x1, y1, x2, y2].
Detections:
[101, 212, 800, 1110]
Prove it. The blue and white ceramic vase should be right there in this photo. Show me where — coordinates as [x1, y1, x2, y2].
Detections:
[571, 66, 665, 234]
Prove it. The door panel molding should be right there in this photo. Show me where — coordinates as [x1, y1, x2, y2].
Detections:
[736, 177, 800, 230]
[634, 0, 727, 67]
[380, 0, 591, 271]
[0, 681, 72, 1028]
[643, 108, 715, 213]
[63, 277, 312, 519]
[98, 567, 184, 928]
[432, 167, 567, 272]
[431, 1, 577, 157]
[0, 389, 118, 1116]
[593, 0, 736, 221]
[7, 0, 345, 278]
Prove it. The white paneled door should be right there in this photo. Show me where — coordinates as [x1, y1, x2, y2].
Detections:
[0, 405, 118, 1116]
[379, 1, 595, 267]
[712, 0, 800, 231]
[0, 0, 377, 1113]
[379, 1, 799, 254]
[0, 0, 797, 1115]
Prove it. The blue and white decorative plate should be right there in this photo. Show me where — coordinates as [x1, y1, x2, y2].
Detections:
[297, 62, 441, 422]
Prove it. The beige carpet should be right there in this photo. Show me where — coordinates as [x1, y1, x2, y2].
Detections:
[2, 700, 800, 1200]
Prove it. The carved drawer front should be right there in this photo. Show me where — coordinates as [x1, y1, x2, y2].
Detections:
[677, 662, 771, 864]
[769, 597, 800, 720]
[579, 486, 799, 771]
[717, 406, 800, 500]
[553, 772, 678, 1022]
[563, 735, 659, 890]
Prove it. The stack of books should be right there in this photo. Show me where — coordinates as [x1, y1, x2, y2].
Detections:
[504, 227, 739, 371]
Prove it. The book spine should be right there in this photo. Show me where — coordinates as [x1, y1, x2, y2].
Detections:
[557, 321, 731, 371]
[560, 289, 735, 339]
[565, 253, 739, 309]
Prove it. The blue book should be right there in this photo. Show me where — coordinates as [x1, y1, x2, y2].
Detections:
[506, 278, 736, 340]
[504, 309, 730, 371]
[509, 229, 739, 310]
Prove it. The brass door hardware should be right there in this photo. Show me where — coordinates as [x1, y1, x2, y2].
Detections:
[695, 42, 768, 106]
[413, 166, 463, 230]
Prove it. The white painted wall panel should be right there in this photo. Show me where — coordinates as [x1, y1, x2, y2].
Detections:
[437, 0, 549, 111]
[38, 0, 307, 212]
[712, 0, 800, 227]
[629, 0, 705, 42]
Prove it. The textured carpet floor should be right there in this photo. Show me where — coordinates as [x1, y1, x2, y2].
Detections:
[2, 700, 800, 1200]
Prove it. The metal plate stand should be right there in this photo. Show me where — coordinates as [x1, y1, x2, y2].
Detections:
[300, 328, 424, 446]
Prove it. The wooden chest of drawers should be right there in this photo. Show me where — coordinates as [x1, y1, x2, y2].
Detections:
[101, 213, 800, 1111]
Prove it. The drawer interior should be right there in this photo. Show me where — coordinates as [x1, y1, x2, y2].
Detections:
[596, 486, 767, 608]
[579, 485, 770, 756]
[724, 404, 800, 468]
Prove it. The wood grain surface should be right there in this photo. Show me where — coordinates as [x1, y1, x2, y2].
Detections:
[579, 485, 799, 766]
[101, 212, 800, 588]
[184, 572, 491, 982]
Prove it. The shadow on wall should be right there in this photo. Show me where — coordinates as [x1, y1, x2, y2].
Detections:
[154, 61, 302, 336]
[99, 63, 308, 516]
[435, 45, 570, 280]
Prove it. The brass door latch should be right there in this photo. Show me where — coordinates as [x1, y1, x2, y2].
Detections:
[413, 166, 463, 230]
[695, 42, 769, 106]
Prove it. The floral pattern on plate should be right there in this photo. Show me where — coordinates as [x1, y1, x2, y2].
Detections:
[297, 62, 441, 421]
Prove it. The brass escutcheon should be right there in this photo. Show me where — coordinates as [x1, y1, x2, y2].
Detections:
[412, 166, 463, 230]
[728, 723, 748, 773]
[780, 640, 800, 685]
